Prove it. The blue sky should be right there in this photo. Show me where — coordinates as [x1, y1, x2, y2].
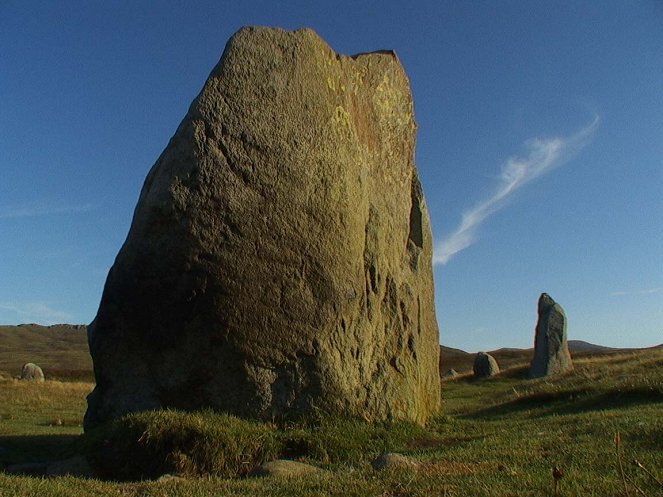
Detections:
[1, 1, 661, 351]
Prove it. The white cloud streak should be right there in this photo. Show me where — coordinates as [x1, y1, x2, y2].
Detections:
[0, 202, 95, 220]
[0, 302, 73, 325]
[434, 117, 599, 266]
[610, 287, 663, 297]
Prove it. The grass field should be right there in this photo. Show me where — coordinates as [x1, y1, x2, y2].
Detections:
[0, 349, 661, 496]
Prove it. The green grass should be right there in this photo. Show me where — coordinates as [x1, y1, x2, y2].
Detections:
[0, 350, 661, 496]
[0, 324, 92, 382]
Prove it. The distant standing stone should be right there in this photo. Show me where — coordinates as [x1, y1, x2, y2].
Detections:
[20, 362, 44, 382]
[443, 369, 459, 378]
[473, 352, 499, 378]
[529, 293, 573, 378]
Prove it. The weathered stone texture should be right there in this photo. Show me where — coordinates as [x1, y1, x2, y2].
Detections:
[85, 27, 440, 428]
[20, 362, 44, 381]
[473, 352, 499, 378]
[529, 293, 573, 378]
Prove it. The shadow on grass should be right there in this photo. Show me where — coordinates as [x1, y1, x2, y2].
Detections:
[0, 434, 81, 466]
[462, 387, 662, 420]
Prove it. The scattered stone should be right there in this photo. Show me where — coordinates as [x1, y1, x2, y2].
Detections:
[5, 462, 48, 476]
[156, 473, 187, 483]
[443, 369, 458, 378]
[20, 363, 44, 382]
[85, 26, 440, 429]
[473, 352, 499, 378]
[250, 459, 322, 478]
[371, 452, 419, 470]
[529, 293, 573, 378]
[45, 456, 95, 478]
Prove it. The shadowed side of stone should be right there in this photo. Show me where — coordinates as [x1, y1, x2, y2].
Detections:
[529, 293, 573, 378]
[85, 26, 440, 429]
[473, 352, 499, 378]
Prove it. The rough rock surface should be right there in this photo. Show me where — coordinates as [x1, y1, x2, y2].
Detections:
[473, 352, 499, 378]
[20, 362, 44, 382]
[85, 27, 440, 429]
[250, 460, 322, 478]
[443, 369, 458, 378]
[45, 456, 96, 478]
[371, 452, 419, 470]
[529, 293, 573, 378]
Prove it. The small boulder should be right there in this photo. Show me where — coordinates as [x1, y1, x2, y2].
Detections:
[250, 459, 322, 478]
[371, 452, 419, 470]
[20, 363, 45, 382]
[443, 369, 459, 378]
[5, 462, 48, 476]
[529, 293, 573, 378]
[156, 474, 187, 483]
[473, 352, 499, 378]
[46, 456, 95, 478]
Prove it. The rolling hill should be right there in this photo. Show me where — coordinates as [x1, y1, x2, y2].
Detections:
[0, 323, 657, 382]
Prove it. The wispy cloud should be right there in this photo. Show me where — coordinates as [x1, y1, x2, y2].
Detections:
[0, 302, 73, 325]
[610, 287, 663, 297]
[0, 202, 95, 220]
[434, 116, 599, 266]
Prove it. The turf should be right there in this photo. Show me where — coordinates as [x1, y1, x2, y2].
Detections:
[0, 349, 661, 496]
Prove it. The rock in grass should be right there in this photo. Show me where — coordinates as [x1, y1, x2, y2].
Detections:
[20, 362, 44, 382]
[45, 456, 95, 478]
[250, 459, 322, 478]
[371, 452, 419, 470]
[85, 26, 440, 429]
[529, 293, 573, 378]
[5, 462, 48, 476]
[443, 368, 459, 378]
[473, 352, 499, 378]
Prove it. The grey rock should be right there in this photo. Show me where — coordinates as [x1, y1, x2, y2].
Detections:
[156, 473, 187, 483]
[20, 362, 44, 382]
[371, 452, 419, 470]
[443, 368, 458, 378]
[473, 352, 499, 378]
[5, 462, 48, 476]
[250, 459, 322, 478]
[45, 456, 95, 478]
[529, 293, 573, 378]
[85, 26, 440, 429]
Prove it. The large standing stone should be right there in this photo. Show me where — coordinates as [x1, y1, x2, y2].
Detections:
[20, 362, 45, 382]
[529, 293, 573, 378]
[473, 352, 499, 378]
[85, 27, 440, 429]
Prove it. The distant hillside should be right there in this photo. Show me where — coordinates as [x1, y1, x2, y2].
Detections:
[1, 323, 657, 383]
[567, 340, 617, 353]
[0, 323, 91, 380]
[439, 340, 659, 376]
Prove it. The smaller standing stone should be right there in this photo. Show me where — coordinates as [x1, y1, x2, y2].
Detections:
[443, 369, 459, 379]
[20, 363, 45, 382]
[473, 352, 499, 378]
[529, 293, 573, 378]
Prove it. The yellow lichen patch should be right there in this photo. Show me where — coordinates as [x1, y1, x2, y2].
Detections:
[334, 105, 352, 130]
[374, 74, 412, 129]
[327, 77, 336, 92]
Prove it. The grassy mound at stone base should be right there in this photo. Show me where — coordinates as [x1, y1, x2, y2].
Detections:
[84, 409, 428, 480]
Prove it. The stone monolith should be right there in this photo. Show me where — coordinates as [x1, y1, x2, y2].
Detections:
[85, 27, 440, 429]
[529, 293, 573, 378]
